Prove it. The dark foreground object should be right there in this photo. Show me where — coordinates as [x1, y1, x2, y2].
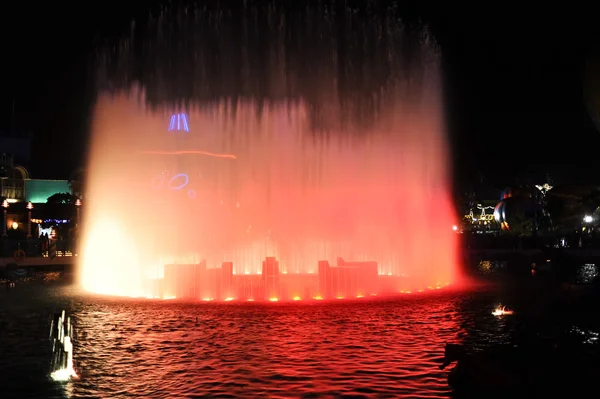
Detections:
[440, 342, 600, 397]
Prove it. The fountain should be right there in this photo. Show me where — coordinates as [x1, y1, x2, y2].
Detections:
[49, 310, 78, 381]
[79, 2, 458, 301]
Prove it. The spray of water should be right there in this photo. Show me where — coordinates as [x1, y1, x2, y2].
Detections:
[50, 310, 78, 381]
[79, 2, 459, 300]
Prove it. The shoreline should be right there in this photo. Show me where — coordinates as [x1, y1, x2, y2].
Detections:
[2, 247, 600, 273]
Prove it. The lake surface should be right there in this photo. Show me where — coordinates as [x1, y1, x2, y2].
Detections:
[0, 275, 598, 399]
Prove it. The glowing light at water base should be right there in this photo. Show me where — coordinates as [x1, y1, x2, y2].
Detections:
[492, 305, 514, 317]
[79, 3, 459, 301]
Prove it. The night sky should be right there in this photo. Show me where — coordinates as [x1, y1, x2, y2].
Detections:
[1, 2, 599, 191]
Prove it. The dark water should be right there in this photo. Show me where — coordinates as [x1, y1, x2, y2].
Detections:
[0, 275, 598, 399]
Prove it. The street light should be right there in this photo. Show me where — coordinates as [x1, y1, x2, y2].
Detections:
[1, 199, 8, 238]
[74, 199, 82, 256]
[74, 199, 82, 228]
[26, 201, 34, 239]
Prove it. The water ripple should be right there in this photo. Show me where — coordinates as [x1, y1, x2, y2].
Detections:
[1, 282, 597, 398]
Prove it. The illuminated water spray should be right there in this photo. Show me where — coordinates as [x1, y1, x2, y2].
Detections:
[50, 310, 78, 381]
[80, 2, 459, 300]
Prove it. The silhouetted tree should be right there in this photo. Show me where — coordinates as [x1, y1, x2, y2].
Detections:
[46, 193, 76, 204]
[42, 193, 77, 223]
[546, 185, 600, 232]
[507, 214, 533, 237]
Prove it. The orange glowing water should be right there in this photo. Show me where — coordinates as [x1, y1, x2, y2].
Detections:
[80, 60, 458, 299]
[80, 92, 457, 299]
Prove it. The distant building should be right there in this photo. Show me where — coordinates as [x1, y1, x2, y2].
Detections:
[1, 131, 74, 204]
[1, 152, 29, 202]
[460, 185, 502, 233]
[25, 180, 72, 203]
[1, 155, 71, 203]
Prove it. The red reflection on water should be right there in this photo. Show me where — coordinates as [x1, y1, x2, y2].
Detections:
[80, 71, 459, 300]
[72, 296, 464, 397]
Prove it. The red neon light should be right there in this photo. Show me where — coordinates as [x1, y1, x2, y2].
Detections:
[140, 150, 237, 159]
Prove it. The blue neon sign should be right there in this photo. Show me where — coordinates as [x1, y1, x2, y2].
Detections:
[168, 113, 190, 132]
[168, 174, 189, 190]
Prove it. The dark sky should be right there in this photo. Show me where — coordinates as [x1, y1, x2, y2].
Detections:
[1, 2, 599, 190]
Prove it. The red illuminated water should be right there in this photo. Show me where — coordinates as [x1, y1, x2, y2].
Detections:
[81, 5, 458, 299]
[0, 284, 484, 398]
[5, 278, 598, 398]
[80, 83, 457, 300]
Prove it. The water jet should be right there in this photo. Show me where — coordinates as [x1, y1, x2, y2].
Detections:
[79, 2, 458, 302]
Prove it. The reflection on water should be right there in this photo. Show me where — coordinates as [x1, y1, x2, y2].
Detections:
[476, 260, 507, 275]
[577, 263, 599, 284]
[571, 326, 600, 344]
[0, 279, 598, 399]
